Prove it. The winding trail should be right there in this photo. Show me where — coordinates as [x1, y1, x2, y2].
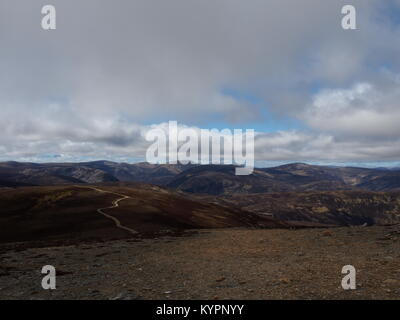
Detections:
[74, 185, 138, 235]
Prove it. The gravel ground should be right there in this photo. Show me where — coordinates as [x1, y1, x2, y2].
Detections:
[1, 226, 400, 300]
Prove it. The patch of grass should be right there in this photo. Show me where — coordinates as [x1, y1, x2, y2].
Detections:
[33, 191, 73, 210]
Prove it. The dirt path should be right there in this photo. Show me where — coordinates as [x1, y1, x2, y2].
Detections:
[74, 185, 138, 235]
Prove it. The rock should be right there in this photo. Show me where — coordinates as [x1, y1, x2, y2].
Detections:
[279, 278, 290, 284]
[111, 291, 141, 300]
[383, 279, 399, 286]
[216, 277, 226, 282]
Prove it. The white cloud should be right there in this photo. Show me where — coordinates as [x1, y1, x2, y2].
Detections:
[1, 1, 400, 163]
[2, 120, 400, 164]
[303, 72, 400, 138]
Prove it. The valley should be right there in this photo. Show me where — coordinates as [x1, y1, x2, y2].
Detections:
[1, 161, 400, 300]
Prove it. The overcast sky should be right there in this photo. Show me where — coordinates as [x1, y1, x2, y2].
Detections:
[1, 0, 400, 166]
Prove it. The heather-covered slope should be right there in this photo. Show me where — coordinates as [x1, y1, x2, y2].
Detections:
[205, 190, 400, 226]
[0, 183, 286, 246]
[167, 163, 400, 195]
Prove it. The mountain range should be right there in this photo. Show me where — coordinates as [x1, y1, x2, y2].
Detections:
[1, 161, 400, 239]
[2, 161, 400, 194]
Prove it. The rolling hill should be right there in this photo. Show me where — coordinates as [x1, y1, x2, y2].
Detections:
[167, 163, 400, 195]
[2, 161, 400, 194]
[203, 190, 400, 226]
[0, 183, 287, 247]
[2, 161, 400, 230]
[0, 161, 194, 187]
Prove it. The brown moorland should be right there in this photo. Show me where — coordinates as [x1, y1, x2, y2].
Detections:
[0, 183, 286, 249]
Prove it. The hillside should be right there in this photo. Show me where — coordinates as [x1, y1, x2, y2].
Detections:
[0, 161, 195, 187]
[0, 162, 118, 186]
[167, 163, 400, 195]
[201, 190, 400, 226]
[0, 183, 286, 247]
[2, 161, 400, 230]
[2, 161, 400, 194]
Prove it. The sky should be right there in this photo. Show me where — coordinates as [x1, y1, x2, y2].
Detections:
[1, 0, 400, 167]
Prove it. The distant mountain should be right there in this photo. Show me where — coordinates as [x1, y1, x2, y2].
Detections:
[2, 161, 400, 230]
[2, 161, 400, 194]
[167, 165, 299, 195]
[0, 161, 118, 186]
[78, 161, 196, 185]
[167, 163, 400, 195]
[0, 161, 195, 187]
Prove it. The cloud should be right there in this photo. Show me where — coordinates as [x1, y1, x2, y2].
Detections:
[255, 131, 400, 162]
[1, 1, 400, 164]
[2, 120, 400, 165]
[303, 71, 400, 138]
[1, 0, 387, 120]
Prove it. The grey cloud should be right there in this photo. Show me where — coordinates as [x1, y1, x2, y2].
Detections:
[0, 0, 378, 120]
[1, 1, 400, 163]
[2, 122, 400, 164]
